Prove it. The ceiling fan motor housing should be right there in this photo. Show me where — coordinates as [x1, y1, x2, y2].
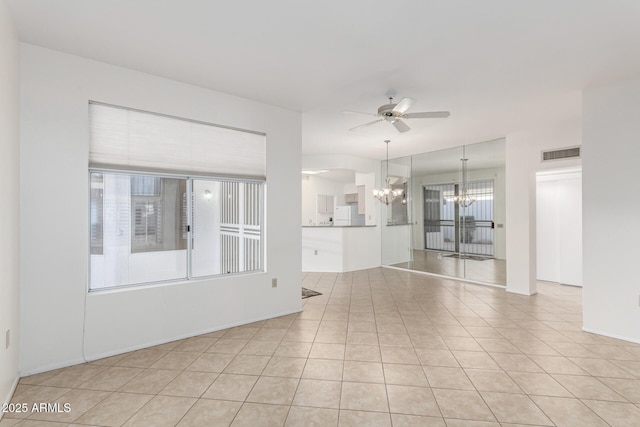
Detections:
[378, 103, 398, 121]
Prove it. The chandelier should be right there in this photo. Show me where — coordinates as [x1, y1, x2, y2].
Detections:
[454, 146, 475, 207]
[373, 140, 404, 205]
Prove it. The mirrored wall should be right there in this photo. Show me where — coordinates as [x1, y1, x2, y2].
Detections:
[382, 139, 506, 286]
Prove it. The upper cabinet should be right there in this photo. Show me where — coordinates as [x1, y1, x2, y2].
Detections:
[317, 194, 334, 214]
[357, 185, 365, 214]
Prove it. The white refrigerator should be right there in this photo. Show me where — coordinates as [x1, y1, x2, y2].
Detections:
[333, 205, 352, 226]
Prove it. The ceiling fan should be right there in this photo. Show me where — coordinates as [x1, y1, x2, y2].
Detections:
[344, 97, 450, 133]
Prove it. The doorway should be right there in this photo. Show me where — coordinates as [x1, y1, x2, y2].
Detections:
[536, 168, 583, 286]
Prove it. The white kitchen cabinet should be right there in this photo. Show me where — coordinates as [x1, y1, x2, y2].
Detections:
[357, 185, 365, 214]
[317, 194, 334, 214]
[345, 193, 358, 203]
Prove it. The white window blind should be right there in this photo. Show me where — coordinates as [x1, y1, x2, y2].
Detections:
[89, 102, 266, 179]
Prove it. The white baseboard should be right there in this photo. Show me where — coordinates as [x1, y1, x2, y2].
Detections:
[84, 308, 303, 362]
[20, 308, 303, 377]
[505, 287, 538, 296]
[19, 357, 87, 378]
[581, 327, 640, 345]
[1, 374, 20, 420]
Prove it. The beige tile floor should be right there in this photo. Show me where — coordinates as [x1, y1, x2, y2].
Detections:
[3, 268, 640, 426]
[392, 250, 507, 286]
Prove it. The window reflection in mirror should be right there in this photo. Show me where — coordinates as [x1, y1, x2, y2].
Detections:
[381, 139, 506, 286]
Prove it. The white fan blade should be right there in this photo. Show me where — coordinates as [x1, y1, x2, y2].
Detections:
[404, 111, 451, 119]
[392, 97, 415, 114]
[349, 119, 383, 131]
[342, 110, 377, 117]
[392, 119, 410, 133]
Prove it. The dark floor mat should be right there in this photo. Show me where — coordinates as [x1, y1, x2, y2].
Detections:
[302, 288, 323, 299]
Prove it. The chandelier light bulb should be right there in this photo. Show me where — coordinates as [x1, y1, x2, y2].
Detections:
[373, 140, 403, 205]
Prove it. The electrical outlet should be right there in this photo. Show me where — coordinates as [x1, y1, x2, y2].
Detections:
[5, 329, 9, 349]
[272, 278, 278, 288]
[314, 250, 318, 255]
[437, 253, 443, 260]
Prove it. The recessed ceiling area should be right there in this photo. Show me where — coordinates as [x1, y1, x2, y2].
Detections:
[7, 0, 640, 159]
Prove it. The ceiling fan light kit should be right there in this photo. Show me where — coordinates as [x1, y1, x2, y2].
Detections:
[346, 96, 450, 133]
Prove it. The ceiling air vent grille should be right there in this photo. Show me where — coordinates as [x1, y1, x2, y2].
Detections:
[541, 146, 581, 162]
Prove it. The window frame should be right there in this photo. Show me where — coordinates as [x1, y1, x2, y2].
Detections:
[88, 167, 265, 292]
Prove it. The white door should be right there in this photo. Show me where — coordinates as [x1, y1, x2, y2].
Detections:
[536, 170, 582, 286]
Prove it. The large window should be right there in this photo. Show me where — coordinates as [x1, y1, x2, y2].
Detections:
[89, 172, 263, 290]
[88, 102, 266, 291]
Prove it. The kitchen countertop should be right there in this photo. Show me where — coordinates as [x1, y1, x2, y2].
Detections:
[302, 225, 377, 228]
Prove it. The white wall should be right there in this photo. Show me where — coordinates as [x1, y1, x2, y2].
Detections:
[19, 44, 302, 374]
[302, 228, 344, 272]
[505, 120, 581, 295]
[342, 227, 381, 271]
[536, 180, 560, 282]
[583, 75, 640, 343]
[0, 0, 20, 408]
[536, 170, 582, 286]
